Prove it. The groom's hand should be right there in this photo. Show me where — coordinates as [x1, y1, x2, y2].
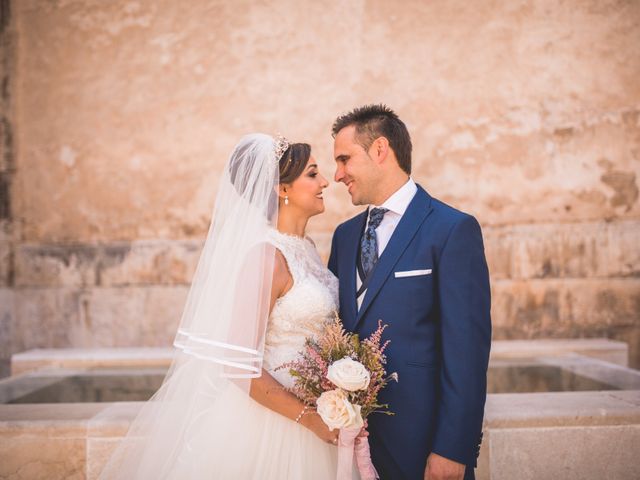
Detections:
[424, 452, 465, 480]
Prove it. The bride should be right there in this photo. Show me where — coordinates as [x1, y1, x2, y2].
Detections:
[99, 133, 350, 479]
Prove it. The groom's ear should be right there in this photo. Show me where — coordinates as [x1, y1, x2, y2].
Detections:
[369, 136, 390, 165]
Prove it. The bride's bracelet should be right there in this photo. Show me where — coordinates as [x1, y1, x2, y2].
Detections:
[294, 405, 309, 423]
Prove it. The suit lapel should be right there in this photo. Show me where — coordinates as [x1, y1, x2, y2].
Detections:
[342, 210, 367, 330]
[355, 186, 433, 327]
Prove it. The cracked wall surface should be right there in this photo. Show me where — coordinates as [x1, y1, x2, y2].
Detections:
[4, 0, 639, 368]
[0, 0, 14, 378]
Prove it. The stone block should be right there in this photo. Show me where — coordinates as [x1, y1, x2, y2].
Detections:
[10, 347, 174, 376]
[0, 436, 85, 480]
[85, 286, 187, 347]
[86, 438, 122, 480]
[484, 391, 640, 428]
[86, 402, 144, 478]
[491, 277, 640, 368]
[0, 403, 105, 434]
[610, 327, 640, 369]
[14, 243, 102, 288]
[489, 425, 640, 480]
[0, 403, 104, 480]
[483, 230, 513, 280]
[484, 220, 640, 280]
[475, 429, 490, 480]
[0, 220, 11, 287]
[98, 240, 201, 286]
[491, 278, 640, 336]
[10, 220, 639, 292]
[11, 285, 187, 352]
[491, 276, 640, 368]
[87, 402, 142, 438]
[14, 240, 202, 288]
[0, 288, 13, 361]
[12, 288, 82, 352]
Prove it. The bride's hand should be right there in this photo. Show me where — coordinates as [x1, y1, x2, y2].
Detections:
[357, 419, 369, 439]
[301, 412, 339, 445]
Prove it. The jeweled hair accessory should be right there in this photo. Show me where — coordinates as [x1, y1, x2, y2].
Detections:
[274, 134, 290, 162]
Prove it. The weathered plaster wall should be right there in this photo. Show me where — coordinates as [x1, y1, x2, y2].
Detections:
[0, 0, 14, 377]
[4, 1, 640, 367]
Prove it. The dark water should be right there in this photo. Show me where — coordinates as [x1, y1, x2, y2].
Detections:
[4, 370, 166, 404]
[1, 364, 619, 404]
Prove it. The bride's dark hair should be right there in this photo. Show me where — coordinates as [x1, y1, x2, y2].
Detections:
[278, 143, 311, 184]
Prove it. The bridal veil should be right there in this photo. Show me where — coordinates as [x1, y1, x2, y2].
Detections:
[98, 133, 284, 478]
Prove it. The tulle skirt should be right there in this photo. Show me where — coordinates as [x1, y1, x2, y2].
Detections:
[160, 384, 339, 479]
[99, 379, 340, 479]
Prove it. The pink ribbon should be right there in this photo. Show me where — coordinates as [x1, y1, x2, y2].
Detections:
[337, 426, 379, 480]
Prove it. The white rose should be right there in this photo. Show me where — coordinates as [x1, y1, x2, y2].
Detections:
[316, 389, 364, 430]
[326, 357, 371, 392]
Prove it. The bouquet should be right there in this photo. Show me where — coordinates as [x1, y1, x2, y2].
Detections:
[277, 315, 397, 480]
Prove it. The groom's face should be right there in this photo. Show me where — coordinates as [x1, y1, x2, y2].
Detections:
[333, 126, 378, 206]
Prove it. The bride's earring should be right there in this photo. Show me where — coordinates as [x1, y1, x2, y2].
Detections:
[284, 195, 289, 206]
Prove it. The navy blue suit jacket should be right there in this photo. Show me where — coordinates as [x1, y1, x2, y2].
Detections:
[328, 185, 491, 480]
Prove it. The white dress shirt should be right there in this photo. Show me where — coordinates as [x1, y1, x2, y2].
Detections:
[356, 178, 418, 309]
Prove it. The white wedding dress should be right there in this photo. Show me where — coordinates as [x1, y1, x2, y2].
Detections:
[157, 229, 341, 479]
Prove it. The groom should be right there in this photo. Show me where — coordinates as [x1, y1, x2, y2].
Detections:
[328, 105, 491, 480]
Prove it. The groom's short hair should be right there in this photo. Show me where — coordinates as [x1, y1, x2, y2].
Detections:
[332, 104, 412, 174]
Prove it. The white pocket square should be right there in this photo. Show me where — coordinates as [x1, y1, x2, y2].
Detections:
[394, 269, 432, 278]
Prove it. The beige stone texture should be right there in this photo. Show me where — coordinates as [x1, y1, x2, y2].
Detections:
[0, 402, 139, 479]
[0, 287, 13, 342]
[86, 402, 143, 438]
[85, 438, 121, 480]
[0, 436, 85, 480]
[0, 288, 13, 378]
[11, 286, 187, 352]
[0, 404, 97, 479]
[0, 221, 11, 288]
[7, 232, 640, 364]
[0, 403, 108, 480]
[1, 1, 638, 366]
[479, 391, 640, 478]
[489, 425, 640, 480]
[0, 403, 105, 432]
[484, 390, 640, 428]
[483, 220, 640, 280]
[492, 278, 639, 333]
[11, 288, 82, 352]
[82, 286, 187, 346]
[12, 1, 640, 242]
[490, 338, 629, 366]
[11, 220, 640, 286]
[97, 241, 201, 286]
[14, 240, 201, 288]
[0, 0, 15, 294]
[11, 347, 174, 376]
[475, 429, 490, 480]
[491, 278, 640, 365]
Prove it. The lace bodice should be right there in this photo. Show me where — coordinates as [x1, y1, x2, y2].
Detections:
[263, 229, 339, 389]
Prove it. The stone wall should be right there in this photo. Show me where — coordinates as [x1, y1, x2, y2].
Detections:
[1, 0, 14, 377]
[2, 1, 639, 368]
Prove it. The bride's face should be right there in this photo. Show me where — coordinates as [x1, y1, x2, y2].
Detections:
[282, 155, 329, 217]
